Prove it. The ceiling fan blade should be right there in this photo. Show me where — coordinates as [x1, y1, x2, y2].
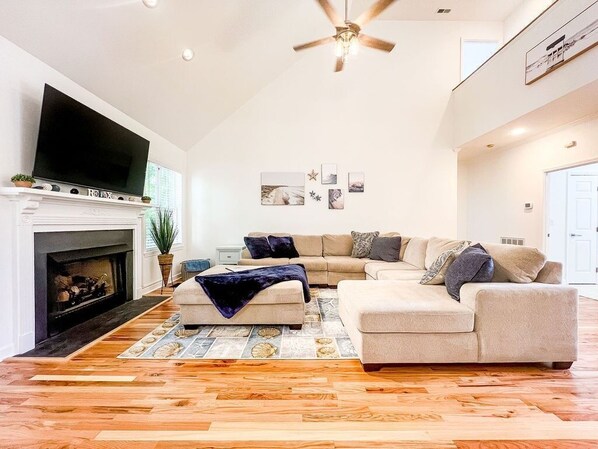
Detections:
[354, 0, 396, 28]
[293, 36, 335, 52]
[316, 0, 345, 27]
[359, 34, 395, 52]
[335, 57, 344, 72]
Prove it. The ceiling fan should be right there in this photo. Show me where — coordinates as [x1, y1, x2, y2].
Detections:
[293, 0, 397, 72]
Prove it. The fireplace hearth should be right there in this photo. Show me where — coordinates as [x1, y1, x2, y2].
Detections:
[35, 230, 133, 343]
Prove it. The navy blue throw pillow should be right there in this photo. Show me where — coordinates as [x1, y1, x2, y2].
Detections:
[268, 236, 299, 258]
[244, 236, 273, 259]
[445, 243, 494, 301]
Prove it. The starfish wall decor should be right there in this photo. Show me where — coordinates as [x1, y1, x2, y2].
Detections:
[308, 169, 319, 181]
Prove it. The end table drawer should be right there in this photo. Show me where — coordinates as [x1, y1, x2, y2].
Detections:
[218, 251, 240, 264]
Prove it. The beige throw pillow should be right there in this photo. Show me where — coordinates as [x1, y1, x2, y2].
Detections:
[420, 241, 469, 285]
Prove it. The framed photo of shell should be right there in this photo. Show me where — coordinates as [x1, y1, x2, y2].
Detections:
[525, 1, 598, 85]
[328, 189, 344, 210]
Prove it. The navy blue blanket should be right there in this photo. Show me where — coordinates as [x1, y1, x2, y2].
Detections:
[194, 264, 311, 319]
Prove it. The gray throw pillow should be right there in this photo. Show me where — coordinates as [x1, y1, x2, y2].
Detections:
[351, 231, 380, 258]
[369, 236, 402, 262]
[445, 243, 494, 301]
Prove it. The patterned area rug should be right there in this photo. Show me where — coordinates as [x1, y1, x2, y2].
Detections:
[118, 288, 358, 360]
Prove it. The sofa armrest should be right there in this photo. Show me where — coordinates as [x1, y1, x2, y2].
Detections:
[460, 283, 578, 363]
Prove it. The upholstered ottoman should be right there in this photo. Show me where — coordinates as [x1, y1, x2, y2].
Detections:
[173, 265, 305, 329]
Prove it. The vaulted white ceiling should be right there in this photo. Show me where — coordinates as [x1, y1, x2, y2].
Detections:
[0, 0, 525, 150]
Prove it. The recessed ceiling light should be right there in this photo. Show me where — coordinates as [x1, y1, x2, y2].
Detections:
[510, 127, 526, 136]
[142, 0, 158, 8]
[182, 49, 195, 61]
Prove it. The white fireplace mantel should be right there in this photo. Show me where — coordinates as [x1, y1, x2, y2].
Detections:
[0, 187, 149, 357]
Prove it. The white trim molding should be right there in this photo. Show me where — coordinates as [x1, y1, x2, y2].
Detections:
[0, 187, 148, 358]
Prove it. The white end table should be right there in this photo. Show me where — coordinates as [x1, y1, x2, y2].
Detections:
[216, 245, 245, 265]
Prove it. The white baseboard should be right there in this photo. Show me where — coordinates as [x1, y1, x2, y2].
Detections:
[0, 343, 16, 361]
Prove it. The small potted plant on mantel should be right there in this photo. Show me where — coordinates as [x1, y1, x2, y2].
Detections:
[141, 196, 152, 204]
[148, 208, 179, 293]
[10, 174, 36, 188]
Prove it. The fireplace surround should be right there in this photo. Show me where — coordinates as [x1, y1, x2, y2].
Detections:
[0, 187, 148, 357]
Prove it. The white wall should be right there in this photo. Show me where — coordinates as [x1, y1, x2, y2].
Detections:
[459, 116, 598, 249]
[0, 35, 188, 296]
[453, 0, 598, 148]
[503, 0, 556, 41]
[187, 20, 503, 260]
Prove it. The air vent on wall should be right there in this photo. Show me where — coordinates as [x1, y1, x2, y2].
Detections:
[501, 237, 525, 246]
[437, 8, 451, 14]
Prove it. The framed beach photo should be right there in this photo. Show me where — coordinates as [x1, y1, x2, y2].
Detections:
[348, 172, 365, 193]
[321, 164, 337, 185]
[260, 172, 305, 205]
[525, 1, 598, 85]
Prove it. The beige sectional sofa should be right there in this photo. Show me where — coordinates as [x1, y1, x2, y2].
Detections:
[239, 233, 578, 371]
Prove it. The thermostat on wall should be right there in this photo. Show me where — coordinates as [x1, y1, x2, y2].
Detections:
[524, 202, 533, 211]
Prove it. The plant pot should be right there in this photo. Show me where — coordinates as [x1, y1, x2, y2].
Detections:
[142, 199, 151, 204]
[157, 253, 174, 289]
[13, 181, 33, 188]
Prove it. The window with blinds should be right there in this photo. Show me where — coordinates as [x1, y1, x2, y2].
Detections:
[144, 162, 183, 251]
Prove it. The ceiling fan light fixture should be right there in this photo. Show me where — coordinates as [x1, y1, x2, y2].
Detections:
[335, 30, 358, 59]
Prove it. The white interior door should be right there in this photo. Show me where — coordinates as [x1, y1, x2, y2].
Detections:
[567, 174, 598, 284]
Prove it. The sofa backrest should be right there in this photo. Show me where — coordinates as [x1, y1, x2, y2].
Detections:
[424, 237, 469, 270]
[481, 242, 547, 283]
[323, 234, 353, 256]
[402, 237, 428, 269]
[292, 235, 323, 257]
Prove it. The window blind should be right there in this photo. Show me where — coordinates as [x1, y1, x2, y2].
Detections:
[144, 162, 183, 251]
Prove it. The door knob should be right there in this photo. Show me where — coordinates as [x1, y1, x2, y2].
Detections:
[570, 233, 582, 237]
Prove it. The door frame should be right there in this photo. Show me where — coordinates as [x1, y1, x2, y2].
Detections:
[544, 157, 598, 284]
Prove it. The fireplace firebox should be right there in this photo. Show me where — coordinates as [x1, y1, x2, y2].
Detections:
[34, 230, 133, 343]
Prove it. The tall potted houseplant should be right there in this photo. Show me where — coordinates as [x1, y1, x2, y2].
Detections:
[148, 208, 179, 291]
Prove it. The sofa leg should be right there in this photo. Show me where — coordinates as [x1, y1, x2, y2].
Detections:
[183, 324, 201, 330]
[362, 363, 385, 372]
[288, 324, 303, 330]
[552, 361, 573, 370]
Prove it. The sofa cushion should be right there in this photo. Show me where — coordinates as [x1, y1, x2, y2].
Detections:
[377, 270, 427, 281]
[268, 235, 299, 258]
[425, 237, 470, 269]
[365, 261, 421, 278]
[238, 257, 290, 267]
[323, 234, 353, 256]
[421, 241, 469, 285]
[243, 236, 273, 259]
[402, 237, 428, 269]
[369, 236, 402, 262]
[482, 243, 547, 283]
[445, 244, 494, 300]
[326, 256, 371, 273]
[351, 231, 380, 258]
[338, 281, 474, 333]
[289, 256, 327, 272]
[292, 235, 323, 257]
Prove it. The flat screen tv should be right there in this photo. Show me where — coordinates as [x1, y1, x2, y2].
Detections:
[33, 84, 150, 196]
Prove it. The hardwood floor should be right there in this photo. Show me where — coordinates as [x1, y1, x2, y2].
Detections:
[0, 296, 597, 448]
